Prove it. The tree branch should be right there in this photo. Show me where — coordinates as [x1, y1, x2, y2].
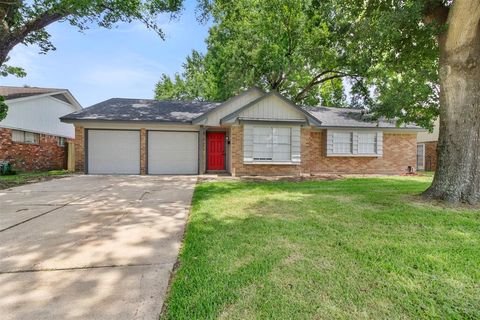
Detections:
[423, 1, 449, 26]
[294, 70, 355, 102]
[8, 7, 66, 50]
[0, 0, 19, 34]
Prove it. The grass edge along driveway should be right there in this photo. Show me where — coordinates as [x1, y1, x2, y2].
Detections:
[0, 170, 68, 190]
[162, 176, 480, 319]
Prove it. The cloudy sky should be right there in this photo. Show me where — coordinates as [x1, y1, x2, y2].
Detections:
[1, 0, 210, 107]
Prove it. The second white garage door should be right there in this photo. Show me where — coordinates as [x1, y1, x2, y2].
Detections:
[87, 130, 140, 174]
[148, 131, 198, 174]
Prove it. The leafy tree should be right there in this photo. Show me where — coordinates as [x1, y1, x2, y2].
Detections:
[0, 96, 7, 120]
[163, 0, 479, 204]
[332, 0, 479, 204]
[0, 0, 184, 120]
[155, 50, 217, 101]
[0, 0, 184, 72]
[156, 0, 364, 106]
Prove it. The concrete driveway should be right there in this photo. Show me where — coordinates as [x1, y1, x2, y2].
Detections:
[0, 175, 196, 320]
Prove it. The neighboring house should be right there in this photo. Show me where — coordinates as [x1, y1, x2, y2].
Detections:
[0, 86, 82, 171]
[61, 87, 424, 176]
[416, 118, 439, 171]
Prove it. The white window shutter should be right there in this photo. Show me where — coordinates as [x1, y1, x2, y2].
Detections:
[291, 126, 301, 163]
[326, 130, 334, 156]
[243, 125, 254, 162]
[352, 132, 359, 155]
[376, 131, 383, 156]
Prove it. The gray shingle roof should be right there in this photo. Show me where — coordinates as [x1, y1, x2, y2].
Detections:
[60, 95, 422, 130]
[61, 98, 221, 123]
[304, 106, 421, 129]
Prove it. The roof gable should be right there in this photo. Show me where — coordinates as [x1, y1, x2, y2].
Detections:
[192, 87, 264, 125]
[1, 86, 82, 110]
[221, 91, 322, 126]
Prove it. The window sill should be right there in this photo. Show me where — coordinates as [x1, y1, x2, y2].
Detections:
[12, 141, 40, 145]
[327, 154, 381, 157]
[244, 161, 300, 165]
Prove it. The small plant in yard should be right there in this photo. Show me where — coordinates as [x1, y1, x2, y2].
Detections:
[162, 176, 480, 319]
[0, 161, 16, 176]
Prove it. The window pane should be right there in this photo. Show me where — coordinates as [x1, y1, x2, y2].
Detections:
[358, 133, 376, 154]
[253, 127, 273, 160]
[333, 132, 352, 154]
[272, 127, 291, 161]
[252, 126, 291, 161]
[12, 130, 25, 142]
[417, 144, 425, 167]
[24, 132, 39, 144]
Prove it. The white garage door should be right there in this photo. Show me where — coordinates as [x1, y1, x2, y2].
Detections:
[88, 130, 140, 174]
[148, 131, 198, 174]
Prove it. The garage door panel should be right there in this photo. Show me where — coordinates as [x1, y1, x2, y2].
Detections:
[148, 131, 198, 174]
[88, 130, 140, 174]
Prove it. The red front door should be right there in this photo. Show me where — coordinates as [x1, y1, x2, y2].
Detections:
[207, 132, 225, 170]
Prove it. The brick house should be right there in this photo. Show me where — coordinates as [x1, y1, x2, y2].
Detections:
[60, 87, 424, 176]
[0, 86, 82, 172]
[416, 118, 439, 171]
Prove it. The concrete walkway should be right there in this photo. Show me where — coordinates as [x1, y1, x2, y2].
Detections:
[0, 175, 196, 320]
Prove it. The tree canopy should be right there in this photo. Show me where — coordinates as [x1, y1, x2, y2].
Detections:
[0, 0, 184, 76]
[0, 0, 185, 120]
[155, 0, 441, 129]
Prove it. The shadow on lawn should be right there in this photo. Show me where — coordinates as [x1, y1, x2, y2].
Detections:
[164, 178, 480, 319]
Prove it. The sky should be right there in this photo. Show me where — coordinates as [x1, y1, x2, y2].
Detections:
[1, 0, 210, 107]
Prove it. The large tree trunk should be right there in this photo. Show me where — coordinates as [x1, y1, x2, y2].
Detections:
[423, 0, 480, 204]
[0, 39, 14, 67]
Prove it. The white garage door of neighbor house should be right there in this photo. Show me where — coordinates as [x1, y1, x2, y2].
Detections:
[148, 131, 198, 174]
[87, 130, 140, 174]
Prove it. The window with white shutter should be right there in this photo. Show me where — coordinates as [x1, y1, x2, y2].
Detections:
[250, 126, 293, 162]
[327, 130, 383, 157]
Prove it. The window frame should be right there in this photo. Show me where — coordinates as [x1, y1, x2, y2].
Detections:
[11, 130, 40, 145]
[357, 132, 377, 155]
[332, 132, 353, 155]
[252, 126, 292, 163]
[57, 136, 65, 147]
[327, 130, 382, 157]
[416, 143, 425, 170]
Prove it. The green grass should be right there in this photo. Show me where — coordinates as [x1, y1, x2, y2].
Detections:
[0, 170, 69, 189]
[162, 176, 480, 320]
[419, 171, 435, 177]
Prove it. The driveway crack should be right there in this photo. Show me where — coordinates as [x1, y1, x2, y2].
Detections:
[0, 184, 114, 233]
[0, 262, 175, 274]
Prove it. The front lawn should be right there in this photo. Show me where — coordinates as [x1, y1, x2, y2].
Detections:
[162, 176, 480, 319]
[0, 170, 69, 189]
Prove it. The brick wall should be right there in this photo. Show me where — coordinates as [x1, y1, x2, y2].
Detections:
[423, 141, 437, 171]
[74, 126, 85, 172]
[0, 127, 68, 172]
[230, 125, 417, 176]
[306, 130, 417, 174]
[140, 128, 147, 174]
[73, 124, 417, 176]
